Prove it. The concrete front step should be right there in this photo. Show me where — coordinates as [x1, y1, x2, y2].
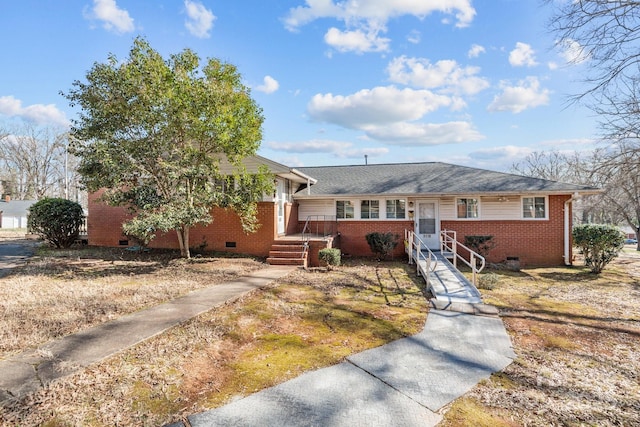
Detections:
[271, 244, 305, 251]
[266, 257, 306, 266]
[267, 240, 307, 267]
[269, 251, 305, 259]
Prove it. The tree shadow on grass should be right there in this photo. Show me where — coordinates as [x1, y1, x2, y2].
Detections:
[1, 245, 262, 280]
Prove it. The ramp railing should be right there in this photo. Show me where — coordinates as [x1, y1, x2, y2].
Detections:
[404, 229, 438, 288]
[440, 230, 485, 287]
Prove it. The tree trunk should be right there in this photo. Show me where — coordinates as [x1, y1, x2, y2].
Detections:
[176, 226, 191, 258]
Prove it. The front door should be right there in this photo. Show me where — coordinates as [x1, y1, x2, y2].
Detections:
[415, 200, 439, 250]
[276, 179, 286, 235]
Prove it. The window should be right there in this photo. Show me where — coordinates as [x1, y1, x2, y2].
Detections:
[336, 200, 354, 219]
[386, 199, 406, 219]
[361, 200, 380, 219]
[522, 197, 546, 219]
[457, 198, 479, 219]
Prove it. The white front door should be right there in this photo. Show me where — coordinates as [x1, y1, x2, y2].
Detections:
[415, 200, 440, 250]
[276, 179, 286, 235]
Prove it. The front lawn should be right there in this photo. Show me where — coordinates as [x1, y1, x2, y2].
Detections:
[0, 248, 428, 426]
[440, 251, 640, 426]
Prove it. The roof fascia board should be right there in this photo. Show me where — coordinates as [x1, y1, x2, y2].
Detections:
[293, 189, 602, 199]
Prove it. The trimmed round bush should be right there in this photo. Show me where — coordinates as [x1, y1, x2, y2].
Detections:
[28, 198, 85, 248]
[319, 248, 341, 270]
[572, 224, 625, 273]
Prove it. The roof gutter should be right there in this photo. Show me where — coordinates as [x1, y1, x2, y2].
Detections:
[290, 168, 317, 185]
[564, 192, 581, 266]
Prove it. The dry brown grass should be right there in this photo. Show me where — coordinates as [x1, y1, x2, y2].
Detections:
[441, 250, 640, 427]
[0, 250, 428, 426]
[0, 242, 265, 359]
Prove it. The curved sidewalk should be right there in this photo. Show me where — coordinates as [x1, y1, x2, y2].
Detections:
[1, 262, 516, 425]
[173, 308, 516, 427]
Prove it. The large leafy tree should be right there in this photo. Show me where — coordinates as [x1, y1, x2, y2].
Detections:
[64, 37, 273, 258]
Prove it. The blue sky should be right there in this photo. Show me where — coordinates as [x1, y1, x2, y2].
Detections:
[0, 0, 598, 171]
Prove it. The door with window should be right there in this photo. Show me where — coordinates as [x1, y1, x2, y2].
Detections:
[276, 179, 286, 235]
[415, 200, 440, 250]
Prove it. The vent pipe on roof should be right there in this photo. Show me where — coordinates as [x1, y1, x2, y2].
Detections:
[364, 154, 368, 165]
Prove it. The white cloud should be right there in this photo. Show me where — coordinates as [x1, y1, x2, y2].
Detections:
[84, 0, 134, 34]
[339, 146, 389, 158]
[487, 77, 550, 114]
[0, 96, 69, 126]
[283, 0, 475, 53]
[387, 56, 490, 95]
[184, 0, 215, 38]
[256, 76, 280, 94]
[468, 44, 485, 58]
[324, 26, 390, 53]
[509, 42, 538, 67]
[267, 139, 389, 159]
[364, 121, 484, 146]
[557, 38, 589, 64]
[269, 139, 345, 153]
[468, 145, 534, 161]
[539, 138, 597, 150]
[308, 86, 453, 128]
[284, 0, 476, 31]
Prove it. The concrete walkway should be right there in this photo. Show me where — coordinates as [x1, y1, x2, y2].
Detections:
[1, 260, 516, 426]
[0, 266, 295, 403]
[173, 308, 516, 427]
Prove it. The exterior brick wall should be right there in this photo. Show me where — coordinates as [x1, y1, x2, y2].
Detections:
[87, 190, 133, 246]
[298, 195, 571, 267]
[441, 195, 571, 267]
[89, 191, 572, 266]
[285, 203, 298, 235]
[87, 191, 279, 258]
[334, 220, 412, 259]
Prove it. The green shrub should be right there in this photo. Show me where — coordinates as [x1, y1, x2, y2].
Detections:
[28, 198, 85, 248]
[464, 235, 496, 258]
[319, 248, 341, 270]
[122, 216, 156, 250]
[478, 272, 500, 290]
[572, 224, 625, 273]
[365, 232, 399, 260]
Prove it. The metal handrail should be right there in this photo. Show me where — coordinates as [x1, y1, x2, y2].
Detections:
[302, 215, 337, 241]
[440, 230, 486, 287]
[404, 229, 438, 288]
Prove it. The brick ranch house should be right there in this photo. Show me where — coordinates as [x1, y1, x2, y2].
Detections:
[87, 156, 599, 267]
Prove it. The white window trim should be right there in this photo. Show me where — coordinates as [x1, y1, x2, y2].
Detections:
[360, 199, 381, 220]
[385, 198, 407, 220]
[334, 198, 409, 220]
[521, 195, 548, 220]
[336, 200, 355, 220]
[455, 197, 480, 220]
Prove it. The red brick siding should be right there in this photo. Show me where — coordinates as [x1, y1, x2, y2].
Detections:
[87, 190, 133, 245]
[296, 195, 571, 266]
[441, 195, 570, 267]
[334, 220, 412, 259]
[307, 237, 338, 267]
[285, 203, 298, 235]
[87, 191, 277, 257]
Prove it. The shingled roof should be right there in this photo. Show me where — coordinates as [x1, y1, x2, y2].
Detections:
[0, 200, 36, 217]
[294, 162, 599, 197]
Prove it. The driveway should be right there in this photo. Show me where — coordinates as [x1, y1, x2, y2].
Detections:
[0, 234, 39, 277]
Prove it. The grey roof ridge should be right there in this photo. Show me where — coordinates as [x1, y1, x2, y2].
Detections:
[297, 160, 598, 190]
